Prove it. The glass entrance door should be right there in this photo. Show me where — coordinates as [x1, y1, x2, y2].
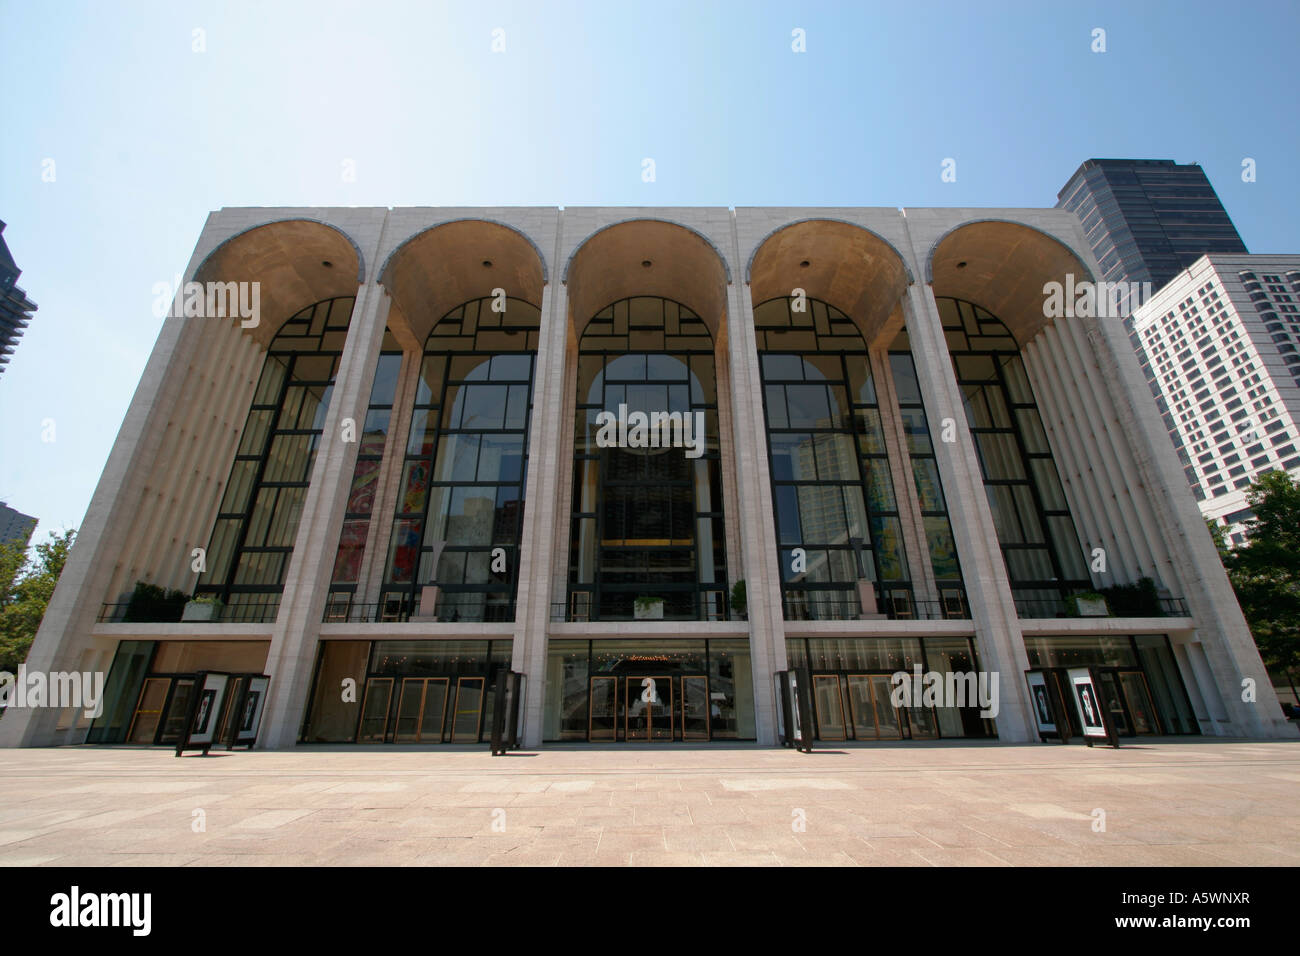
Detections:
[128, 678, 171, 744]
[451, 677, 485, 742]
[812, 674, 847, 740]
[157, 678, 197, 745]
[395, 678, 450, 743]
[1098, 671, 1133, 736]
[625, 675, 673, 741]
[589, 676, 617, 741]
[681, 675, 710, 740]
[846, 674, 902, 740]
[1118, 670, 1161, 735]
[358, 678, 394, 742]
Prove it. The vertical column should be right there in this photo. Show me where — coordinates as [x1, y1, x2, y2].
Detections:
[903, 283, 1033, 742]
[356, 347, 423, 607]
[259, 283, 392, 748]
[726, 234, 787, 743]
[514, 280, 568, 747]
[870, 349, 940, 608]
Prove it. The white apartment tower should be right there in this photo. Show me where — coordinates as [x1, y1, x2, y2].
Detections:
[1129, 255, 1300, 545]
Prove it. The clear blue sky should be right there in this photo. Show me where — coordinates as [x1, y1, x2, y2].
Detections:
[2, 0, 1298, 544]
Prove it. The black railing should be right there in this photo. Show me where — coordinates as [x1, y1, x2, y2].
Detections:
[551, 595, 733, 623]
[97, 601, 280, 624]
[781, 597, 971, 622]
[322, 596, 516, 624]
[1014, 596, 1191, 619]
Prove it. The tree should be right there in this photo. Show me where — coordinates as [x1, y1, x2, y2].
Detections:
[1225, 472, 1300, 702]
[0, 529, 76, 672]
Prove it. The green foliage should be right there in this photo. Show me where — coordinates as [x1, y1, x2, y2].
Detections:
[123, 580, 189, 623]
[0, 529, 76, 672]
[1225, 471, 1300, 683]
[730, 579, 747, 615]
[1099, 577, 1160, 617]
[1205, 517, 1229, 560]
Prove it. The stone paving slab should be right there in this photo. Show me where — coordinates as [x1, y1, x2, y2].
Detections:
[0, 739, 1296, 866]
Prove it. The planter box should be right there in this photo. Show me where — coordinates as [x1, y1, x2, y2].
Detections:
[1073, 596, 1109, 617]
[634, 600, 664, 620]
[182, 600, 223, 622]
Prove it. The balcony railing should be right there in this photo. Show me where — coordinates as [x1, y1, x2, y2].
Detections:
[321, 595, 516, 624]
[97, 601, 280, 624]
[551, 591, 732, 623]
[781, 595, 971, 622]
[1014, 596, 1190, 619]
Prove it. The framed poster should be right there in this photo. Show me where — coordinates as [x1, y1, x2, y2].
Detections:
[234, 676, 270, 746]
[1067, 666, 1113, 744]
[176, 671, 231, 756]
[1025, 670, 1056, 737]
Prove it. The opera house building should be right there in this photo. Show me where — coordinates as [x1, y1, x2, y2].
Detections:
[2, 205, 1289, 750]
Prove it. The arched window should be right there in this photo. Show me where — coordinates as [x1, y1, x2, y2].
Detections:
[568, 296, 728, 621]
[197, 296, 354, 621]
[380, 296, 540, 621]
[754, 296, 916, 620]
[938, 296, 1090, 610]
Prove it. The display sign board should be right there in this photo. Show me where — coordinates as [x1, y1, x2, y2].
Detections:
[1068, 666, 1117, 747]
[234, 675, 270, 747]
[1025, 670, 1057, 737]
[176, 671, 230, 756]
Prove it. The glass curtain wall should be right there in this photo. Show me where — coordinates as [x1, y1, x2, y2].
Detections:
[196, 296, 355, 620]
[380, 297, 540, 622]
[887, 339, 968, 617]
[568, 297, 728, 621]
[754, 296, 909, 620]
[327, 332, 403, 618]
[938, 297, 1090, 612]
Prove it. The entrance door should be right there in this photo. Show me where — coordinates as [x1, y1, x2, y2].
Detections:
[845, 674, 902, 740]
[1118, 670, 1161, 735]
[128, 678, 171, 744]
[358, 678, 394, 742]
[1098, 671, 1133, 736]
[681, 675, 710, 741]
[625, 676, 673, 741]
[157, 678, 197, 745]
[395, 678, 450, 743]
[589, 676, 617, 741]
[812, 674, 847, 740]
[451, 677, 485, 742]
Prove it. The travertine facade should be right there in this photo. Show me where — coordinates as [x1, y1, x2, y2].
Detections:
[1, 207, 1290, 750]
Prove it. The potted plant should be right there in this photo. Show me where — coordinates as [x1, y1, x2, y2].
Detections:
[182, 594, 225, 622]
[633, 595, 664, 620]
[123, 581, 190, 623]
[730, 580, 747, 620]
[1067, 591, 1110, 617]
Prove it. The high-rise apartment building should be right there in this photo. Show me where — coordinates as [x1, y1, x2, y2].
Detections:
[0, 220, 38, 377]
[1130, 255, 1300, 545]
[1056, 159, 1248, 296]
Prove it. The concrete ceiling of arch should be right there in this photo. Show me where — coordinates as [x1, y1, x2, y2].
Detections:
[193, 219, 362, 349]
[929, 220, 1094, 345]
[381, 219, 547, 347]
[565, 219, 730, 342]
[748, 220, 911, 347]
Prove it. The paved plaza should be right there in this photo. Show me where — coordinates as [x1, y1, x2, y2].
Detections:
[0, 739, 1296, 866]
